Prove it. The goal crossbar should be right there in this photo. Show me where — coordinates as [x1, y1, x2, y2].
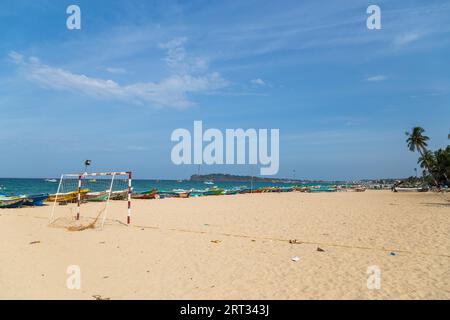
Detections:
[63, 171, 131, 177]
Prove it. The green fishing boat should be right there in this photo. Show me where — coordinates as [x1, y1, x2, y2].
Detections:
[203, 188, 224, 196]
[85, 191, 109, 202]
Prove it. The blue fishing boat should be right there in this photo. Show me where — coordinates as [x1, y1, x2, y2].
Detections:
[24, 193, 49, 206]
[0, 196, 25, 208]
[190, 189, 206, 197]
[308, 187, 337, 193]
[158, 190, 182, 198]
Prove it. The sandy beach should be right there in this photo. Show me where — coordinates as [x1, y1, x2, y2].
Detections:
[0, 190, 449, 299]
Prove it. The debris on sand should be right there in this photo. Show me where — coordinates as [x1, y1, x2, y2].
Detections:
[317, 247, 325, 252]
[92, 295, 111, 300]
[29, 241, 41, 245]
[289, 239, 302, 244]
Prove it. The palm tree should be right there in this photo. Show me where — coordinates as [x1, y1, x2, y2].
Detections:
[405, 127, 438, 185]
[434, 147, 450, 184]
[418, 150, 435, 173]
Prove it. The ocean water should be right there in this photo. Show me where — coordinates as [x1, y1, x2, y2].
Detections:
[0, 178, 330, 195]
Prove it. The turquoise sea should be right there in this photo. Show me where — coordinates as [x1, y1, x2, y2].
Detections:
[0, 178, 331, 195]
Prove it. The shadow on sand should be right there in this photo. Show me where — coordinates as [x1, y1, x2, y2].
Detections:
[420, 202, 450, 208]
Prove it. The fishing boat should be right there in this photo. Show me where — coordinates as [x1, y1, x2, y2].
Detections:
[170, 189, 191, 198]
[394, 187, 428, 192]
[263, 187, 292, 193]
[84, 191, 109, 202]
[158, 190, 178, 198]
[159, 189, 191, 198]
[190, 189, 206, 197]
[0, 196, 26, 208]
[224, 188, 241, 195]
[47, 188, 89, 203]
[135, 189, 159, 199]
[131, 193, 147, 199]
[203, 188, 224, 196]
[47, 191, 76, 203]
[175, 190, 191, 198]
[110, 189, 129, 200]
[238, 188, 262, 193]
[131, 190, 159, 199]
[308, 187, 337, 193]
[23, 193, 49, 206]
[45, 178, 57, 183]
[345, 185, 366, 192]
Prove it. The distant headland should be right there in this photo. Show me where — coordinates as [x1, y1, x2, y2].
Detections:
[189, 173, 407, 185]
[190, 173, 334, 184]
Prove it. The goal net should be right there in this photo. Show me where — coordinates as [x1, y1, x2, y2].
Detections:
[49, 172, 132, 230]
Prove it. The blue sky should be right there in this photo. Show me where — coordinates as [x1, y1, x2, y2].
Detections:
[0, 0, 449, 180]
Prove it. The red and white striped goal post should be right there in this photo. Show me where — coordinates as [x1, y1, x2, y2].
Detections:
[50, 171, 132, 226]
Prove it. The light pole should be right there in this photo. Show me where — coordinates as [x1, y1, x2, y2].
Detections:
[84, 160, 92, 173]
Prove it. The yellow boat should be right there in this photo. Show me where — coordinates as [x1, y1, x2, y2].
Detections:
[47, 188, 89, 203]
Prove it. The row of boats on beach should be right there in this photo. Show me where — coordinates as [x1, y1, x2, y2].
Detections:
[4, 183, 438, 209]
[0, 188, 129, 208]
[0, 184, 368, 208]
[0, 193, 49, 208]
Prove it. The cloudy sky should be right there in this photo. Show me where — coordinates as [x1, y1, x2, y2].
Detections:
[0, 0, 449, 179]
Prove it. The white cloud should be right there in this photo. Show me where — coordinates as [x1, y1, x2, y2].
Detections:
[365, 75, 387, 82]
[393, 32, 423, 46]
[105, 67, 127, 74]
[159, 37, 209, 74]
[8, 51, 23, 64]
[251, 78, 266, 86]
[9, 40, 228, 109]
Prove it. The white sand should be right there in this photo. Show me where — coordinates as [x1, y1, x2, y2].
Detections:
[0, 191, 449, 299]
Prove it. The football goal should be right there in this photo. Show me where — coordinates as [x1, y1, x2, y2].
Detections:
[49, 171, 132, 230]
